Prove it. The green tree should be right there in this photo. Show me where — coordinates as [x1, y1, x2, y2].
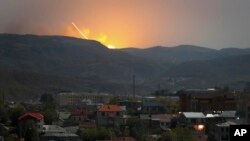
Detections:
[40, 93, 54, 104]
[80, 128, 95, 141]
[10, 104, 25, 125]
[156, 96, 178, 113]
[41, 93, 58, 124]
[79, 127, 111, 141]
[0, 105, 8, 123]
[159, 131, 176, 141]
[160, 128, 194, 141]
[42, 108, 58, 124]
[173, 127, 194, 141]
[97, 127, 111, 140]
[109, 96, 120, 105]
[127, 118, 148, 141]
[19, 120, 40, 141]
[152, 89, 170, 96]
[0, 125, 9, 139]
[144, 136, 158, 141]
[40, 93, 56, 110]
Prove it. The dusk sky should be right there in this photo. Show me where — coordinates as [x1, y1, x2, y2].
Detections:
[0, 0, 250, 49]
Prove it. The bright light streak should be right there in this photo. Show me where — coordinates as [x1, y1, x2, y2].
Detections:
[71, 22, 88, 39]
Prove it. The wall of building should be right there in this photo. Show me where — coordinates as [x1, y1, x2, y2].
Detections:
[179, 91, 236, 112]
[96, 111, 123, 127]
[57, 92, 110, 106]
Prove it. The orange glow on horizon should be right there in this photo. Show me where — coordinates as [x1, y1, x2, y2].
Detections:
[107, 45, 116, 49]
[64, 22, 119, 49]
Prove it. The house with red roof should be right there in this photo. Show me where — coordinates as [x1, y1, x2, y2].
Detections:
[18, 112, 44, 133]
[69, 108, 94, 123]
[96, 105, 124, 127]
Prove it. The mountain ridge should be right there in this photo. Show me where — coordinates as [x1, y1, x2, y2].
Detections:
[121, 45, 250, 63]
[1, 33, 250, 99]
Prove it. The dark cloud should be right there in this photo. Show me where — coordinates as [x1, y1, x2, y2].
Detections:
[0, 0, 250, 48]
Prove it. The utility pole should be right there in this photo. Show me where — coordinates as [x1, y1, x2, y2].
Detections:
[1, 89, 5, 105]
[132, 74, 135, 98]
[158, 84, 161, 91]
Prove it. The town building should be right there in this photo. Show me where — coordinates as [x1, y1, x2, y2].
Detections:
[42, 125, 66, 134]
[220, 111, 237, 121]
[139, 102, 166, 114]
[140, 114, 173, 131]
[18, 112, 44, 133]
[151, 114, 173, 130]
[96, 105, 123, 127]
[40, 133, 80, 141]
[69, 108, 94, 123]
[179, 112, 206, 134]
[119, 100, 141, 112]
[238, 98, 250, 124]
[214, 121, 237, 141]
[179, 89, 236, 112]
[245, 99, 250, 124]
[57, 92, 110, 106]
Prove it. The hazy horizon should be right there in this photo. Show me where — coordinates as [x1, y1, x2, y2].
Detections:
[1, 32, 248, 50]
[1, 0, 250, 49]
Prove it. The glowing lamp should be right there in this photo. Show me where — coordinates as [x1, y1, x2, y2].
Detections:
[194, 124, 205, 131]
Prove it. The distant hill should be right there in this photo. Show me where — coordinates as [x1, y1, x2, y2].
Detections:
[0, 34, 164, 99]
[121, 45, 250, 63]
[155, 54, 250, 90]
[0, 69, 140, 100]
[1, 34, 250, 99]
[218, 48, 250, 57]
[0, 34, 165, 83]
[0, 69, 87, 100]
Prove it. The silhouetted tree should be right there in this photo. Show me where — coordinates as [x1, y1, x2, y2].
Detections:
[40, 93, 54, 104]
[173, 127, 194, 141]
[79, 127, 111, 141]
[20, 120, 40, 141]
[159, 131, 176, 141]
[10, 104, 25, 126]
[0, 104, 8, 123]
[127, 118, 148, 141]
[42, 108, 58, 124]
